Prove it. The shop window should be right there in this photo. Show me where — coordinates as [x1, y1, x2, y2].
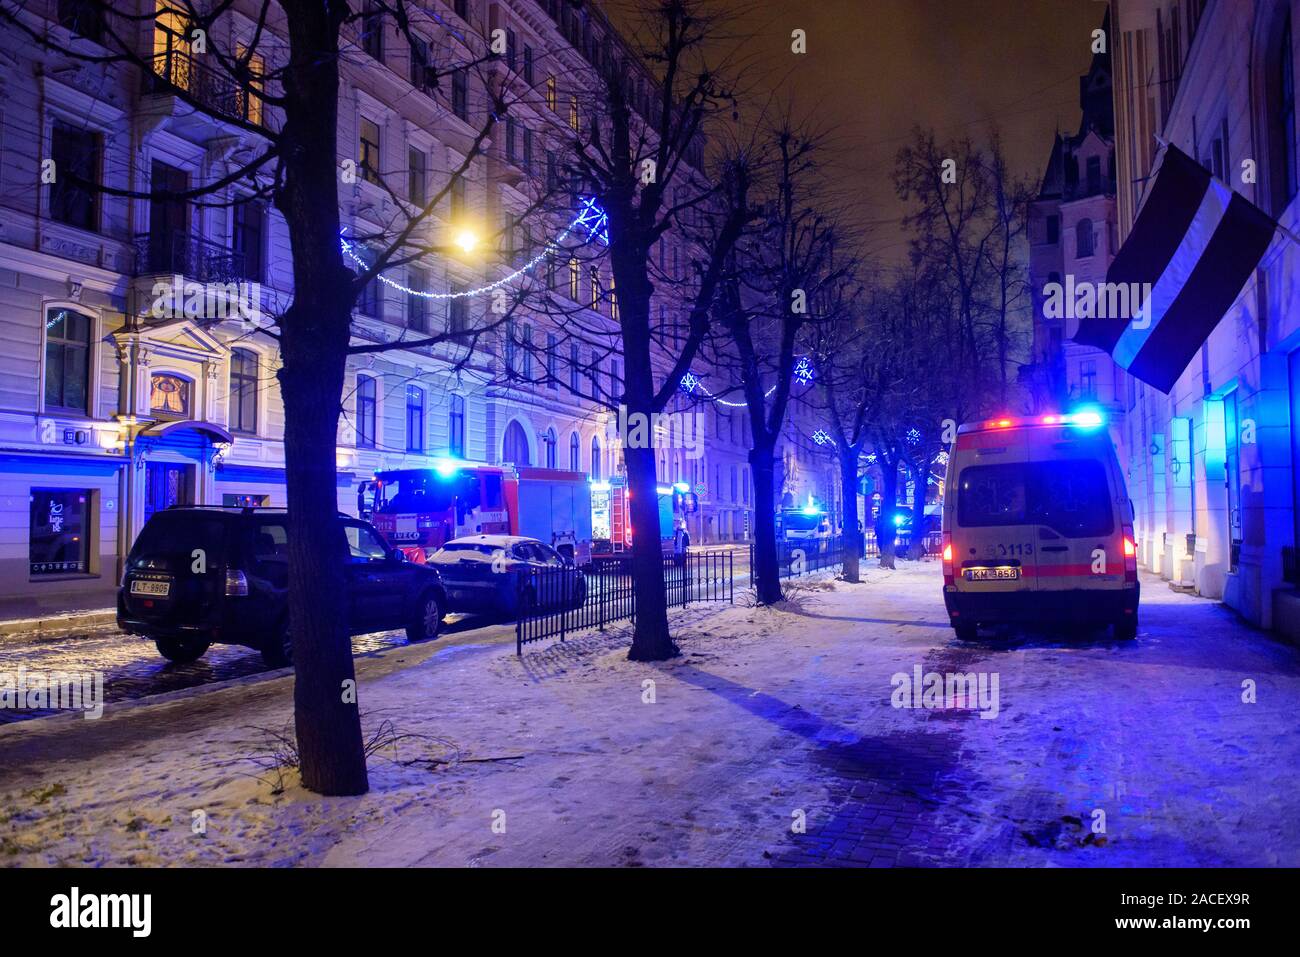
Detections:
[30, 488, 91, 576]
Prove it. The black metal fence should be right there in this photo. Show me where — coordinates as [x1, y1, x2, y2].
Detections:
[516, 550, 734, 653]
[753, 529, 945, 581]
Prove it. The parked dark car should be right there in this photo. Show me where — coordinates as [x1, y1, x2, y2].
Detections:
[427, 534, 586, 617]
[118, 506, 446, 665]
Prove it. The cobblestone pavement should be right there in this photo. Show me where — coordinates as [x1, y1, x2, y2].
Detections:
[765, 570, 1300, 867]
[0, 615, 495, 725]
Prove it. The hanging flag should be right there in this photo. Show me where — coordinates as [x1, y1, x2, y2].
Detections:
[1072, 144, 1277, 393]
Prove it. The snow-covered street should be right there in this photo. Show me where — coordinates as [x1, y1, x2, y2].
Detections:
[1, 562, 1297, 867]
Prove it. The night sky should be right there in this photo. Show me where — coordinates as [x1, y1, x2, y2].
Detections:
[614, 0, 1109, 262]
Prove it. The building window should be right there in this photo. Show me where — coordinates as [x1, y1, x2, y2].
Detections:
[230, 348, 259, 434]
[590, 267, 600, 311]
[410, 35, 432, 92]
[505, 319, 518, 377]
[547, 333, 558, 388]
[232, 200, 265, 282]
[361, 3, 384, 61]
[590, 351, 600, 399]
[1273, 12, 1298, 211]
[448, 394, 466, 457]
[359, 117, 381, 185]
[409, 147, 427, 207]
[503, 420, 531, 465]
[451, 176, 466, 218]
[448, 287, 467, 334]
[1045, 214, 1059, 245]
[523, 128, 534, 174]
[30, 488, 91, 576]
[1075, 218, 1095, 258]
[1079, 359, 1097, 399]
[523, 46, 534, 85]
[150, 373, 191, 417]
[568, 257, 580, 300]
[1086, 155, 1101, 194]
[452, 70, 468, 121]
[570, 94, 579, 131]
[49, 122, 98, 231]
[58, 0, 103, 41]
[544, 427, 557, 468]
[407, 266, 428, 331]
[569, 431, 580, 471]
[569, 343, 580, 392]
[356, 261, 380, 317]
[43, 308, 92, 414]
[546, 75, 557, 111]
[356, 374, 377, 448]
[454, 0, 469, 20]
[590, 436, 602, 480]
[405, 385, 425, 452]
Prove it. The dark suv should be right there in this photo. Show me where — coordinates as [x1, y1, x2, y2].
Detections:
[118, 506, 446, 665]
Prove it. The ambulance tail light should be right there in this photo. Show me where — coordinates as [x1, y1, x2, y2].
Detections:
[1122, 527, 1137, 583]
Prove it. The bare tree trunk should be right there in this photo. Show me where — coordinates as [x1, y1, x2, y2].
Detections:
[275, 0, 367, 795]
[839, 451, 861, 583]
[875, 459, 899, 570]
[749, 444, 783, 603]
[624, 442, 677, 661]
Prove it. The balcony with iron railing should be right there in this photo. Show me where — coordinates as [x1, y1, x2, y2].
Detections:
[143, 49, 263, 128]
[133, 232, 245, 284]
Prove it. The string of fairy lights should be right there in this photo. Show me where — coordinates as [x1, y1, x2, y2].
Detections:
[338, 197, 609, 301]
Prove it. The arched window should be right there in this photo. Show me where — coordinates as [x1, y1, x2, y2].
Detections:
[448, 395, 465, 457]
[355, 374, 376, 448]
[569, 431, 580, 471]
[44, 307, 92, 414]
[230, 348, 259, 435]
[1075, 219, 1094, 258]
[590, 435, 602, 480]
[544, 427, 557, 469]
[503, 419, 531, 465]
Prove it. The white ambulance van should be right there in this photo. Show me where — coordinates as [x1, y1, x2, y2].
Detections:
[940, 411, 1139, 641]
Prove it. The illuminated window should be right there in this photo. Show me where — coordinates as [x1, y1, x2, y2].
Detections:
[546, 75, 557, 111]
[150, 373, 191, 418]
[568, 257, 579, 300]
[590, 267, 600, 311]
[569, 94, 579, 132]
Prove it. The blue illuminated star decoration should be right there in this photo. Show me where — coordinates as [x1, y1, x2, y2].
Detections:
[793, 356, 815, 386]
[576, 197, 609, 246]
[812, 428, 832, 446]
[680, 371, 702, 394]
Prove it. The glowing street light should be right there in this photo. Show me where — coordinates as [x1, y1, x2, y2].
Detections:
[453, 227, 479, 254]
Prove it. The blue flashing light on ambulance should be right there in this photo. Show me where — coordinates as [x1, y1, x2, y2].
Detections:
[940, 408, 1139, 641]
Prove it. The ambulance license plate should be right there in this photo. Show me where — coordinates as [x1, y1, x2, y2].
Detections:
[964, 566, 1019, 582]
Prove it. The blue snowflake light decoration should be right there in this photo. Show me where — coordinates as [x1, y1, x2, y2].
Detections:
[793, 356, 816, 385]
[576, 197, 609, 246]
[680, 371, 701, 394]
[812, 429, 832, 446]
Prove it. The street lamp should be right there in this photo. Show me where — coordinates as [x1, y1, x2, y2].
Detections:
[453, 227, 479, 254]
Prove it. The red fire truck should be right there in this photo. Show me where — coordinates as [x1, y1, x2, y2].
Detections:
[590, 476, 680, 557]
[362, 461, 593, 565]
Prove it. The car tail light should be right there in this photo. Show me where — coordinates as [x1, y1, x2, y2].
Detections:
[224, 568, 249, 596]
[1121, 528, 1137, 583]
[941, 533, 954, 586]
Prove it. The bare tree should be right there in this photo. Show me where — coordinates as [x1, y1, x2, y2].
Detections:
[4, 0, 554, 794]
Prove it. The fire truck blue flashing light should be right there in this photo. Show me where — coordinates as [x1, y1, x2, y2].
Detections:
[432, 457, 463, 479]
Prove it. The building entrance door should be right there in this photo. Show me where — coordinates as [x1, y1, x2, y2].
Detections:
[144, 462, 194, 522]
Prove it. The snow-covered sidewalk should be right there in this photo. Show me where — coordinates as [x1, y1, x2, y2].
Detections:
[2, 563, 1297, 867]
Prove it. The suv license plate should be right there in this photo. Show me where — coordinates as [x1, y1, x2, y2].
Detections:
[130, 580, 171, 597]
[965, 566, 1019, 582]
